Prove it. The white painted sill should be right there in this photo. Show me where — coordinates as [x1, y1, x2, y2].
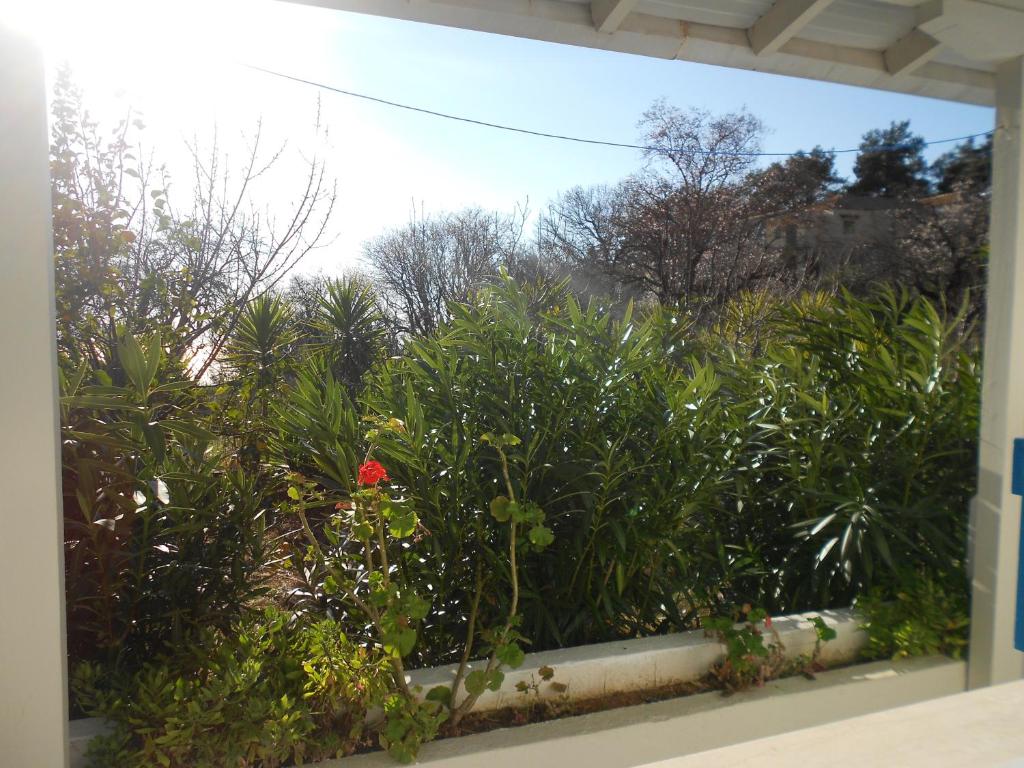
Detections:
[407, 607, 866, 713]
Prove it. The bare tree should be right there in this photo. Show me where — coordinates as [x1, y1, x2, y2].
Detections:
[363, 205, 528, 336]
[884, 185, 989, 318]
[538, 105, 840, 318]
[50, 68, 335, 380]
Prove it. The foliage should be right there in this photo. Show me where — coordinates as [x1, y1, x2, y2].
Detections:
[73, 609, 393, 768]
[312, 277, 393, 395]
[857, 571, 970, 660]
[50, 66, 334, 382]
[703, 606, 784, 692]
[707, 288, 978, 611]
[848, 120, 929, 198]
[277, 411, 549, 732]
[66, 281, 978, 762]
[364, 206, 529, 336]
[272, 278, 977, 664]
[540, 105, 839, 316]
[62, 333, 274, 670]
[358, 275, 734, 654]
[219, 294, 299, 464]
[932, 134, 992, 193]
[703, 606, 840, 692]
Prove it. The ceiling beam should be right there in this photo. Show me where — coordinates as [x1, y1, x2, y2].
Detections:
[591, 0, 641, 33]
[748, 0, 834, 56]
[884, 28, 942, 75]
[288, 0, 996, 105]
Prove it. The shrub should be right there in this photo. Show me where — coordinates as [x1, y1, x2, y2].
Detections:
[278, 419, 549, 732]
[62, 334, 274, 671]
[360, 277, 736, 654]
[703, 607, 784, 692]
[708, 288, 978, 610]
[73, 609, 393, 768]
[857, 571, 970, 659]
[272, 279, 978, 662]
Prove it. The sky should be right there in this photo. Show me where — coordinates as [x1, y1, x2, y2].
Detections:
[6, 0, 995, 275]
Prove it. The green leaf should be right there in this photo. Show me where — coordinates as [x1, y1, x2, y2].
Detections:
[496, 642, 525, 669]
[117, 333, 148, 394]
[485, 669, 505, 691]
[144, 335, 162, 388]
[386, 503, 418, 538]
[528, 525, 554, 548]
[464, 670, 488, 696]
[425, 686, 452, 706]
[396, 628, 417, 657]
[489, 496, 511, 523]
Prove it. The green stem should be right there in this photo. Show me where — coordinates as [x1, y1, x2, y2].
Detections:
[450, 561, 484, 715]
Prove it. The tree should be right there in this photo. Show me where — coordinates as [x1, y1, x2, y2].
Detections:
[50, 67, 335, 382]
[747, 147, 844, 207]
[540, 105, 837, 316]
[848, 121, 929, 198]
[588, 103, 767, 312]
[878, 191, 989, 319]
[312, 277, 393, 394]
[931, 134, 992, 193]
[363, 206, 528, 337]
[536, 185, 639, 306]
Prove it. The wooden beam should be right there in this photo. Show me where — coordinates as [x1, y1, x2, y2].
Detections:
[591, 0, 640, 33]
[748, 0, 834, 56]
[884, 28, 942, 75]
[287, 0, 997, 105]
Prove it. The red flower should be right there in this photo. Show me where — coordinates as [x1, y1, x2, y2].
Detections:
[358, 460, 389, 486]
[764, 615, 773, 629]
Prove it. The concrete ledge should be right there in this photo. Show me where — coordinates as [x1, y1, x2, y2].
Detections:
[409, 608, 866, 712]
[66, 608, 893, 767]
[330, 657, 967, 768]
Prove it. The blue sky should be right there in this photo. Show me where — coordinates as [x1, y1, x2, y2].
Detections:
[28, 0, 994, 274]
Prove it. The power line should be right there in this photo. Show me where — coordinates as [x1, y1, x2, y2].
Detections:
[243, 63, 993, 158]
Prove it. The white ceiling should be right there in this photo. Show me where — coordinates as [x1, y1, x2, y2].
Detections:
[293, 0, 1024, 105]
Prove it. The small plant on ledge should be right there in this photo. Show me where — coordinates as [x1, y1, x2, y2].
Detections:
[703, 605, 785, 693]
[703, 607, 840, 692]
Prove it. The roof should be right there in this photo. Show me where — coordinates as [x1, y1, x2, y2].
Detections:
[294, 0, 1024, 105]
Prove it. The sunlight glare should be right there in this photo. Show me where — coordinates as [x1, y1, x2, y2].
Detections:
[2, 0, 251, 87]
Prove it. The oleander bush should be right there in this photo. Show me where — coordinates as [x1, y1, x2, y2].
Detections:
[706, 288, 978, 611]
[62, 334, 275, 671]
[272, 278, 978, 659]
[359, 278, 737, 654]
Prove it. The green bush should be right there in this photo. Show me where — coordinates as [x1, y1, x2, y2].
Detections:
[62, 334, 275, 671]
[358, 277, 736, 655]
[857, 571, 970, 659]
[73, 610, 394, 768]
[69, 280, 978, 765]
[272, 279, 978, 663]
[708, 288, 978, 610]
